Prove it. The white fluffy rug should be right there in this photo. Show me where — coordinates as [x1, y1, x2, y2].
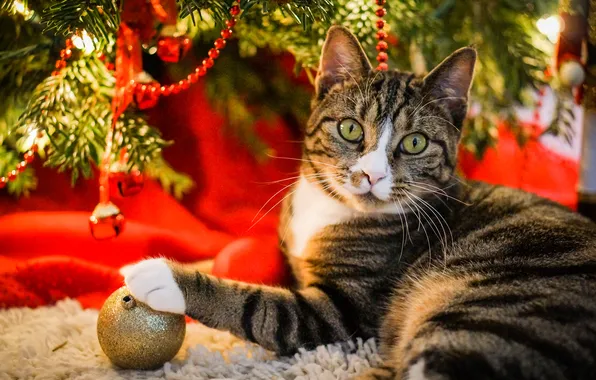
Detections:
[0, 300, 381, 379]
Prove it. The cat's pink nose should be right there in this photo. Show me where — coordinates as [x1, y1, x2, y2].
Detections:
[363, 171, 386, 186]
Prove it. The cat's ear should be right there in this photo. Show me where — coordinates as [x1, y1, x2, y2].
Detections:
[422, 47, 476, 123]
[315, 26, 372, 98]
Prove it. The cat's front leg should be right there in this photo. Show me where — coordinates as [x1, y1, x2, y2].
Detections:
[121, 258, 363, 354]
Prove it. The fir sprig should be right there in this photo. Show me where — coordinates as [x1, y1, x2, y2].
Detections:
[42, 0, 120, 42]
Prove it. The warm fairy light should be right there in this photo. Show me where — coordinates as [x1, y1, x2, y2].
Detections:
[13, 0, 33, 19]
[537, 15, 561, 44]
[72, 30, 97, 54]
[24, 128, 38, 148]
[14, 0, 26, 13]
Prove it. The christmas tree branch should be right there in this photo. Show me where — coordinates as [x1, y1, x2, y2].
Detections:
[145, 157, 195, 199]
[179, 0, 334, 28]
[41, 0, 120, 42]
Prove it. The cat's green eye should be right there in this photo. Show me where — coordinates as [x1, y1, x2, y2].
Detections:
[400, 133, 428, 155]
[338, 119, 364, 143]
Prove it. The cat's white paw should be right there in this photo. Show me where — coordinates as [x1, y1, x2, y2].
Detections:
[120, 258, 186, 314]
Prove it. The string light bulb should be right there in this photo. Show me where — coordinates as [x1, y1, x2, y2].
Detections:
[72, 30, 97, 54]
[537, 15, 561, 44]
[13, 0, 33, 19]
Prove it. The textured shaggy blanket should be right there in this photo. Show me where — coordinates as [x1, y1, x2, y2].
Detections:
[0, 300, 381, 379]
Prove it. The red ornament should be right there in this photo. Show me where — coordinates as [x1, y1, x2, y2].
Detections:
[7, 170, 17, 181]
[375, 0, 385, 5]
[0, 177, 6, 189]
[157, 35, 192, 63]
[134, 85, 160, 109]
[376, 19, 385, 29]
[89, 202, 126, 240]
[226, 19, 236, 28]
[109, 163, 144, 197]
[203, 58, 214, 68]
[376, 30, 387, 40]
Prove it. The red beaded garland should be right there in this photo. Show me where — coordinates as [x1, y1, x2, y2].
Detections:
[374, 0, 389, 71]
[1, 146, 39, 189]
[52, 38, 73, 77]
[124, 2, 240, 109]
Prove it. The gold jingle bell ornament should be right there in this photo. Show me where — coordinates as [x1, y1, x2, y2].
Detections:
[97, 286, 186, 370]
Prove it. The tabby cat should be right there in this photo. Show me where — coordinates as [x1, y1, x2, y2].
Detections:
[122, 26, 596, 379]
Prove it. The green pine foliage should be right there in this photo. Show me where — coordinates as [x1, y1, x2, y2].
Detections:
[0, 0, 564, 197]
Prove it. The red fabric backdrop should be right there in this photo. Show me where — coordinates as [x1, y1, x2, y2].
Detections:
[0, 58, 579, 310]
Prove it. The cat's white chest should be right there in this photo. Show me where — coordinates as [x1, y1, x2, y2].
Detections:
[288, 177, 355, 258]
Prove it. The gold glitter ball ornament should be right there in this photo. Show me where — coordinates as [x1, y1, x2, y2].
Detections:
[97, 286, 186, 370]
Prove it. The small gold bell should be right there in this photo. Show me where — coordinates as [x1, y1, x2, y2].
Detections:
[97, 286, 186, 370]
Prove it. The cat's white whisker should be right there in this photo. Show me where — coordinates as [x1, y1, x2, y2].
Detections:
[407, 191, 446, 253]
[406, 181, 471, 206]
[393, 200, 407, 264]
[401, 190, 433, 265]
[409, 192, 454, 267]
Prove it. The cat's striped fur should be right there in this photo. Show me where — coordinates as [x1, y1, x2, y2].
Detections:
[123, 26, 596, 379]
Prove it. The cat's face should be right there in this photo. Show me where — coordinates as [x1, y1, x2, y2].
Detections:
[303, 26, 476, 212]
